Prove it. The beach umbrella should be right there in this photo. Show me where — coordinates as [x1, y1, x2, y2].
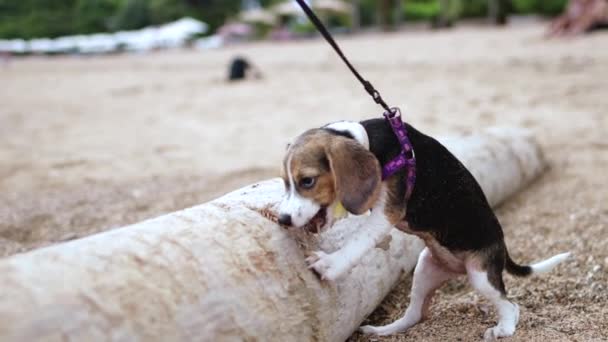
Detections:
[271, 1, 305, 16]
[313, 0, 352, 14]
[239, 8, 277, 25]
[271, 0, 352, 16]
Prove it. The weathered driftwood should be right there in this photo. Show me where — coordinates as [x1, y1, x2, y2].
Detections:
[0, 127, 546, 342]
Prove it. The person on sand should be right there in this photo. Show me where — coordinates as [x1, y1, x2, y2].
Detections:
[1, 52, 9, 67]
[547, 0, 608, 37]
[227, 56, 262, 82]
[269, 17, 294, 41]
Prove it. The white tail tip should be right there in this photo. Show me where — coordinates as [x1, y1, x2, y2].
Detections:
[531, 252, 571, 274]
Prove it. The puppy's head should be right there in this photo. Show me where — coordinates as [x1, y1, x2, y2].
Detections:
[278, 126, 381, 232]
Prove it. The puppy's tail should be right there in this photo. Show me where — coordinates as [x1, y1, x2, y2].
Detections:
[506, 251, 571, 277]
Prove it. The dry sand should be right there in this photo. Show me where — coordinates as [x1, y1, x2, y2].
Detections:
[0, 21, 606, 341]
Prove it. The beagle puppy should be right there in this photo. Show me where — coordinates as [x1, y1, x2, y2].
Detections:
[278, 118, 570, 340]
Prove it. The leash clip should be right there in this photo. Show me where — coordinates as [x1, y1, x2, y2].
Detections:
[364, 81, 392, 112]
[383, 107, 400, 119]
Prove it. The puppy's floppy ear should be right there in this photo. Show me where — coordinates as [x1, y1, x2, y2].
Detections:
[327, 137, 381, 215]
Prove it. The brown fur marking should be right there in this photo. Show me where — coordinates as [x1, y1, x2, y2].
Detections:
[327, 135, 381, 214]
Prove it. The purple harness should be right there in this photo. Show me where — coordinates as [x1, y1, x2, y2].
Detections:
[381, 108, 416, 201]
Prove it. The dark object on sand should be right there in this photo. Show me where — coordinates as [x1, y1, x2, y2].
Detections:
[228, 57, 251, 81]
[228, 56, 262, 81]
[547, 0, 608, 37]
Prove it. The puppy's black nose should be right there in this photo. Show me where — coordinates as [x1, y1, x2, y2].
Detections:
[278, 214, 292, 226]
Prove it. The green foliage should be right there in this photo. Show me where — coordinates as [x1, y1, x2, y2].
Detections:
[0, 0, 76, 38]
[402, 0, 568, 21]
[511, 0, 537, 13]
[359, 0, 378, 26]
[291, 21, 317, 35]
[404, 0, 440, 21]
[511, 0, 568, 16]
[107, 0, 149, 31]
[534, 0, 569, 16]
[73, 0, 121, 34]
[460, 0, 487, 18]
[402, 0, 484, 21]
[328, 13, 352, 29]
[191, 0, 241, 33]
[259, 0, 284, 7]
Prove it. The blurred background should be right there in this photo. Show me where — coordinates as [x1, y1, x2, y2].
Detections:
[0, 1, 607, 341]
[0, 0, 572, 43]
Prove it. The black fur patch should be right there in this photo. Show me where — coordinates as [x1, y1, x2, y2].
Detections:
[361, 118, 504, 251]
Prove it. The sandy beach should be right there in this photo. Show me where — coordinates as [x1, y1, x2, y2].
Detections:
[1, 20, 606, 341]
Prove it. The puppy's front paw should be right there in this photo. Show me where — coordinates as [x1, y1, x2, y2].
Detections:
[306, 250, 350, 281]
[483, 325, 515, 341]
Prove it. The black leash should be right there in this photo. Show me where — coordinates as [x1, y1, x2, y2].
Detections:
[294, 0, 392, 113]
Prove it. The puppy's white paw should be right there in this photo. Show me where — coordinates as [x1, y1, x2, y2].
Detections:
[306, 250, 350, 281]
[483, 325, 514, 341]
[484, 303, 518, 341]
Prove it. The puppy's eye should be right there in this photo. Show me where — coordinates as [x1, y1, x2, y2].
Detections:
[299, 177, 316, 189]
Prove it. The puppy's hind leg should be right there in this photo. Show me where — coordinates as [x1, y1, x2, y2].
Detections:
[360, 248, 458, 336]
[466, 252, 519, 341]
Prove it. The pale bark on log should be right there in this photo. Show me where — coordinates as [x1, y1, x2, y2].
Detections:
[0, 127, 546, 342]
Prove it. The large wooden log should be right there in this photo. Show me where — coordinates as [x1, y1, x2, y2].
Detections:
[0, 127, 546, 342]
